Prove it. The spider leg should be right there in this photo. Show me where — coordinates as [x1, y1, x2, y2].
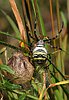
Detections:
[26, 16, 39, 42]
[48, 22, 64, 41]
[48, 43, 69, 55]
[45, 39, 69, 55]
[28, 32, 35, 40]
[34, 18, 39, 41]
[46, 57, 66, 80]
[43, 22, 64, 42]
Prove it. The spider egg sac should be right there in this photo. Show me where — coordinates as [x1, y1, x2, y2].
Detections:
[4, 52, 34, 84]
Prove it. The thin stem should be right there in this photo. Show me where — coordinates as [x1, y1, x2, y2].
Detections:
[56, 1, 68, 100]
[67, 0, 69, 20]
[49, 0, 56, 47]
[9, 0, 27, 42]
[39, 71, 47, 100]
[26, 0, 34, 32]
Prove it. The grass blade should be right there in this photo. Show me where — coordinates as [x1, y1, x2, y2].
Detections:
[0, 64, 15, 74]
[0, 40, 21, 50]
[48, 80, 69, 89]
[1, 80, 21, 90]
[0, 9, 20, 38]
[9, 0, 27, 42]
[0, 31, 22, 42]
[36, 0, 47, 36]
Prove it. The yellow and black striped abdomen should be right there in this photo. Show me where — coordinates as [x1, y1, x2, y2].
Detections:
[33, 46, 47, 63]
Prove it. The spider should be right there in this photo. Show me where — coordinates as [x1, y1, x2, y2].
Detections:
[19, 17, 66, 79]
[25, 18, 64, 67]
[21, 17, 66, 87]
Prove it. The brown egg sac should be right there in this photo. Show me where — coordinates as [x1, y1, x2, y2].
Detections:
[4, 52, 34, 84]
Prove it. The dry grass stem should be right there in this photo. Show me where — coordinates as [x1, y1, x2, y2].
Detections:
[9, 0, 27, 42]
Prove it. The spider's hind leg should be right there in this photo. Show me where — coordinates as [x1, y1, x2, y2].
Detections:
[48, 22, 64, 41]
[43, 22, 64, 43]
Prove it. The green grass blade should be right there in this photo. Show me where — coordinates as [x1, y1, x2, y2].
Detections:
[27, 94, 38, 100]
[50, 70, 69, 98]
[0, 31, 22, 42]
[61, 11, 68, 60]
[36, 0, 47, 36]
[48, 80, 69, 89]
[13, 90, 38, 100]
[0, 64, 15, 74]
[0, 31, 30, 47]
[19, 94, 26, 100]
[3, 80, 21, 90]
[31, 80, 38, 92]
[31, 0, 47, 36]
[31, 0, 36, 16]
[54, 90, 64, 100]
[0, 9, 20, 38]
[61, 11, 67, 27]
[0, 40, 21, 50]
